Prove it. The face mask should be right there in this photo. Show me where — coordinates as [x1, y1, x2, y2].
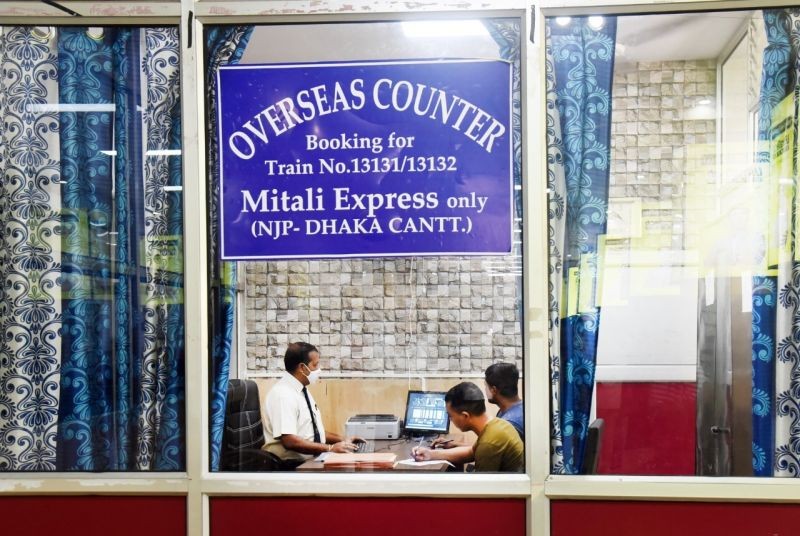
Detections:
[302, 364, 322, 385]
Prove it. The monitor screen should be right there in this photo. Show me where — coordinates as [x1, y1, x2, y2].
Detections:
[403, 391, 450, 435]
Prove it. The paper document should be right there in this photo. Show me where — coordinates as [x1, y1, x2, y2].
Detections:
[397, 458, 455, 467]
[322, 452, 397, 470]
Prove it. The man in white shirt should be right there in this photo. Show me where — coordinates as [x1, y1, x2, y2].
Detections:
[263, 342, 358, 468]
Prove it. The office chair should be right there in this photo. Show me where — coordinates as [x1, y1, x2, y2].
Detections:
[221, 379, 283, 471]
[581, 418, 605, 475]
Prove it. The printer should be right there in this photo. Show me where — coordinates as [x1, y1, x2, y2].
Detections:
[345, 414, 402, 440]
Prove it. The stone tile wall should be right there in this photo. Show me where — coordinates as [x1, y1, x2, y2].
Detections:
[245, 257, 522, 375]
[609, 60, 717, 252]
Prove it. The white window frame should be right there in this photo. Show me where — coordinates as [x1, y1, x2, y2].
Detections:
[541, 0, 800, 520]
[2, 1, 799, 535]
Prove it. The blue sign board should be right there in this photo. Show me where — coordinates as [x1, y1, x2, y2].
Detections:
[217, 59, 512, 259]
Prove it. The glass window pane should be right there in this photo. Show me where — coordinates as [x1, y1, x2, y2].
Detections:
[547, 9, 800, 477]
[206, 19, 525, 473]
[0, 26, 185, 472]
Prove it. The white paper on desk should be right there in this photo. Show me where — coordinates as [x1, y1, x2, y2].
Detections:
[397, 458, 455, 468]
[314, 452, 331, 462]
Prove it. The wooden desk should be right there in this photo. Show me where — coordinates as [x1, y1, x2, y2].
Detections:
[296, 438, 453, 472]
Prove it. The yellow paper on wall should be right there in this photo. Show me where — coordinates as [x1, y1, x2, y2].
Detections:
[593, 236, 606, 309]
[565, 266, 579, 318]
[576, 252, 599, 315]
[768, 92, 795, 267]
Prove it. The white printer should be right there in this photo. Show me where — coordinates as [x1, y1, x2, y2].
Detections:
[345, 414, 402, 440]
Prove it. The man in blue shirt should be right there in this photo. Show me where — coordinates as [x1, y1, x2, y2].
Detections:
[485, 362, 524, 442]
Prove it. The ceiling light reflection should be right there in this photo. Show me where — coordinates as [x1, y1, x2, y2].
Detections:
[588, 16, 604, 30]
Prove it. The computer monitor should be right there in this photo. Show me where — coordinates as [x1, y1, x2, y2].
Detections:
[403, 390, 450, 436]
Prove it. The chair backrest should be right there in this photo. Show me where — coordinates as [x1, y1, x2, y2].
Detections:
[222, 379, 267, 469]
[581, 418, 605, 475]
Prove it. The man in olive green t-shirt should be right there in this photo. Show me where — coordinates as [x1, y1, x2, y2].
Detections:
[411, 381, 524, 472]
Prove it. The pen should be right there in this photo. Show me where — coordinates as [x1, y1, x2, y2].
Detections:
[412, 437, 425, 460]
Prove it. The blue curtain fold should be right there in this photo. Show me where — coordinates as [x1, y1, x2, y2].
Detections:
[751, 275, 776, 475]
[545, 22, 568, 474]
[159, 66, 187, 471]
[57, 26, 119, 470]
[55, 27, 184, 471]
[110, 27, 145, 470]
[142, 27, 185, 471]
[752, 9, 797, 477]
[546, 17, 616, 474]
[206, 26, 253, 472]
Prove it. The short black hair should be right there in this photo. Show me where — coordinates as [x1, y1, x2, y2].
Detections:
[485, 362, 519, 398]
[284, 342, 318, 373]
[445, 382, 486, 416]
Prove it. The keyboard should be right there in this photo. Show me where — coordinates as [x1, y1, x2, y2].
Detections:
[354, 440, 375, 453]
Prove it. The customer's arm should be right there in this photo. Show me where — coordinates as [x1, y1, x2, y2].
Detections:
[412, 445, 474, 465]
[431, 437, 470, 448]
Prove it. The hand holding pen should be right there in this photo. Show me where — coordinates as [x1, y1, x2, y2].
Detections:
[411, 437, 432, 461]
[411, 445, 433, 461]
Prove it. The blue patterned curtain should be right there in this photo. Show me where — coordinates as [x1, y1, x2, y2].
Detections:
[751, 9, 790, 477]
[546, 17, 616, 474]
[546, 22, 568, 475]
[752, 9, 800, 477]
[206, 26, 253, 472]
[0, 26, 183, 472]
[0, 27, 62, 470]
[56, 26, 184, 471]
[56, 26, 118, 471]
[54, 26, 183, 471]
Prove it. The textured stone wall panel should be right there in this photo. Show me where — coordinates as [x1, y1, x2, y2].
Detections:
[245, 257, 523, 374]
